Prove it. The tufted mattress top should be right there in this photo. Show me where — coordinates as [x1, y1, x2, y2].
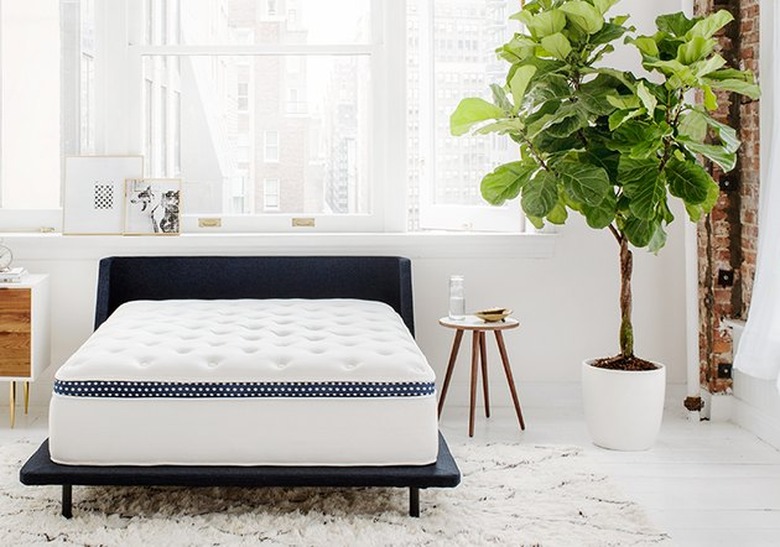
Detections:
[53, 299, 435, 399]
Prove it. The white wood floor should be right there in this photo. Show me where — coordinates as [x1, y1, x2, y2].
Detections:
[3, 402, 780, 546]
[439, 403, 780, 547]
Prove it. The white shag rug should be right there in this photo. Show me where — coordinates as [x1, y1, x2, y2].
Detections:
[0, 440, 669, 546]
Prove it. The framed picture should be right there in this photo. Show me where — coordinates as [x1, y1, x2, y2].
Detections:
[124, 178, 182, 235]
[63, 156, 144, 235]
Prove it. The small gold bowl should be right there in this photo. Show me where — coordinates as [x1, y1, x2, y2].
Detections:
[474, 307, 512, 322]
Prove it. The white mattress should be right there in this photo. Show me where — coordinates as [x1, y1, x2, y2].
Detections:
[49, 299, 439, 466]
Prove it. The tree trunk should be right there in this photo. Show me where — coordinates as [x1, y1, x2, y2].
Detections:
[619, 237, 634, 358]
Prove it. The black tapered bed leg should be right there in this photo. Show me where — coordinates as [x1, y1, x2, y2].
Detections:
[409, 487, 420, 517]
[62, 485, 72, 519]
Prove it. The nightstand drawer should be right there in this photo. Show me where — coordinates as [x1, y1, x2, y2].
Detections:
[0, 288, 32, 377]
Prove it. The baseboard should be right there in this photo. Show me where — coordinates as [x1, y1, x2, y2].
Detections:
[732, 397, 780, 450]
[731, 370, 780, 450]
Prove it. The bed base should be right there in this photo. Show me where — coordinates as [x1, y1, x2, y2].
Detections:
[21, 433, 460, 518]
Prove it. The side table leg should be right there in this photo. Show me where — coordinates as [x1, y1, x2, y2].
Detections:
[24, 382, 30, 415]
[469, 331, 479, 437]
[495, 331, 526, 431]
[438, 329, 464, 417]
[9, 382, 16, 429]
[479, 331, 490, 418]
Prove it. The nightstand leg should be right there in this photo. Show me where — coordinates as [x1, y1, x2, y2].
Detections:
[495, 331, 526, 431]
[438, 329, 463, 417]
[24, 382, 30, 415]
[479, 331, 490, 418]
[9, 382, 16, 429]
[469, 332, 479, 437]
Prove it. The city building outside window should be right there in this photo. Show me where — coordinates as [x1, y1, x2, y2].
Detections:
[0, 0, 525, 234]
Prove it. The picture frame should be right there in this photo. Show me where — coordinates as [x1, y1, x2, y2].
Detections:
[63, 156, 144, 235]
[124, 178, 182, 235]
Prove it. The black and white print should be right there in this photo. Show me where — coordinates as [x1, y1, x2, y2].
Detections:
[124, 178, 182, 235]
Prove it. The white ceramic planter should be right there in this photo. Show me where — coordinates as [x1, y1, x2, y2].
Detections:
[582, 359, 666, 451]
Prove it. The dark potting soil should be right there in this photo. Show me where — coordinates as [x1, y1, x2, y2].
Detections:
[592, 354, 660, 372]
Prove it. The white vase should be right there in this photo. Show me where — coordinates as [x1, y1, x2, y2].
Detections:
[581, 359, 666, 451]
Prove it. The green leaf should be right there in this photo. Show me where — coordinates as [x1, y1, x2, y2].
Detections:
[521, 171, 559, 218]
[607, 120, 663, 157]
[474, 119, 525, 135]
[556, 161, 611, 206]
[527, 9, 567, 39]
[628, 36, 660, 57]
[608, 108, 644, 131]
[680, 139, 737, 171]
[648, 223, 668, 254]
[702, 77, 761, 100]
[643, 59, 697, 87]
[546, 103, 589, 138]
[606, 94, 640, 110]
[480, 162, 537, 205]
[623, 217, 659, 248]
[694, 54, 727, 78]
[589, 22, 627, 46]
[703, 84, 718, 111]
[581, 191, 617, 229]
[705, 116, 740, 152]
[636, 81, 658, 115]
[526, 74, 571, 104]
[509, 65, 538, 108]
[705, 68, 755, 82]
[678, 110, 708, 142]
[547, 200, 569, 224]
[676, 36, 716, 64]
[497, 36, 537, 62]
[686, 9, 734, 40]
[656, 12, 698, 37]
[684, 177, 720, 221]
[559, 1, 604, 34]
[490, 84, 513, 113]
[665, 157, 713, 205]
[450, 98, 504, 136]
[619, 157, 665, 220]
[577, 74, 624, 116]
[540, 33, 572, 60]
[532, 132, 580, 154]
[593, 0, 620, 15]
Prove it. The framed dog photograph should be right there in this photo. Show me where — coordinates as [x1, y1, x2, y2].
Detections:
[124, 178, 182, 235]
[63, 156, 144, 235]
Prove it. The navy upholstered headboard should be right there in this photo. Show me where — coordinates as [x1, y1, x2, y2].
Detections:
[94, 256, 415, 336]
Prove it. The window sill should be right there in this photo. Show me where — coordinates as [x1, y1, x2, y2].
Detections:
[5, 231, 557, 261]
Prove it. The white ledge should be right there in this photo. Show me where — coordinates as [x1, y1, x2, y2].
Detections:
[7, 232, 557, 261]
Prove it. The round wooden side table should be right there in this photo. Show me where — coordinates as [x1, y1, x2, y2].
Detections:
[438, 315, 526, 437]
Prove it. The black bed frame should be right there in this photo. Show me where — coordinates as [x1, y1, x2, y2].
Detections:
[20, 256, 460, 518]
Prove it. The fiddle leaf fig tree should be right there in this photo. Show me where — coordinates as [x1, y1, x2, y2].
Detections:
[451, 0, 758, 368]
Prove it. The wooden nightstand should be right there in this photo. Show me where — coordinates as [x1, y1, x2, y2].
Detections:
[0, 275, 50, 427]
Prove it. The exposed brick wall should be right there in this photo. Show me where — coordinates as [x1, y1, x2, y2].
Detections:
[695, 0, 761, 394]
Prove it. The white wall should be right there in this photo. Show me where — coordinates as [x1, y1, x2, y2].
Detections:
[0, 0, 691, 412]
[5, 214, 687, 410]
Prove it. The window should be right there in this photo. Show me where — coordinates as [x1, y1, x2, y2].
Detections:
[237, 82, 249, 112]
[407, 0, 523, 231]
[0, 1, 524, 234]
[263, 178, 280, 211]
[160, 85, 168, 176]
[263, 131, 279, 163]
[0, 2, 61, 209]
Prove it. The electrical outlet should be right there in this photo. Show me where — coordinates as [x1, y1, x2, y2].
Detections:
[719, 178, 739, 192]
[717, 363, 732, 379]
[718, 269, 734, 287]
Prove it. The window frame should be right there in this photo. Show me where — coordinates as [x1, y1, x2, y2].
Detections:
[112, 0, 402, 233]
